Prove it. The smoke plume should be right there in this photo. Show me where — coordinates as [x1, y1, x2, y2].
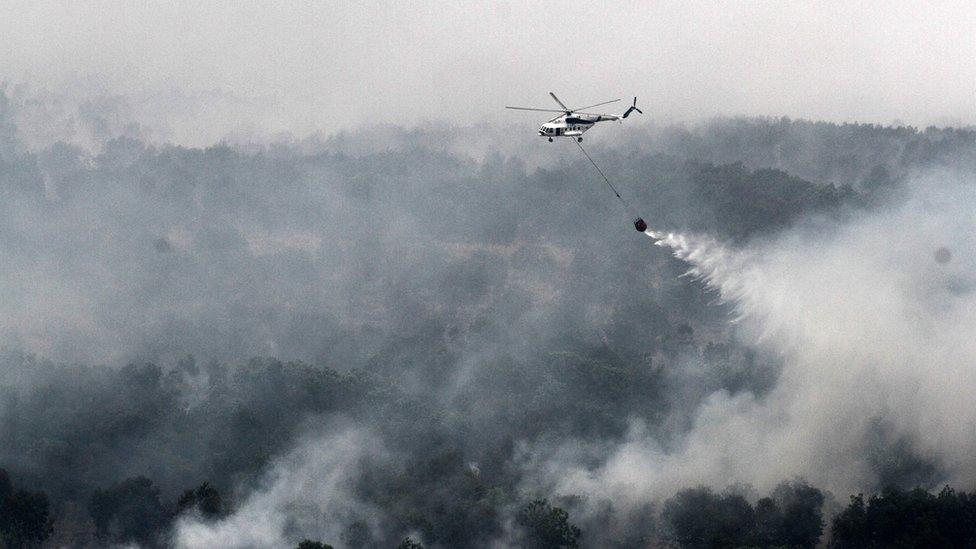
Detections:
[529, 173, 976, 514]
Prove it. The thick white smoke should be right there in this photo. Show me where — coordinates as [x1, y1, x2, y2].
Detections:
[175, 426, 383, 549]
[527, 171, 976, 507]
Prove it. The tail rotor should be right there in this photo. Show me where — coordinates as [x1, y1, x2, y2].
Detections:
[622, 97, 643, 118]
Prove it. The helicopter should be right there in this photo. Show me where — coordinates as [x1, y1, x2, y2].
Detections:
[506, 92, 642, 142]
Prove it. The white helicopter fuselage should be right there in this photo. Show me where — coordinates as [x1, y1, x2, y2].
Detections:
[538, 114, 621, 139]
[507, 93, 641, 142]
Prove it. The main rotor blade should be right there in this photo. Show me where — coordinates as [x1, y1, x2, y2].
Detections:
[549, 92, 570, 111]
[572, 98, 621, 111]
[506, 106, 568, 113]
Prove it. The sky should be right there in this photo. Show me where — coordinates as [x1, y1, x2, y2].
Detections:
[2, 1, 976, 138]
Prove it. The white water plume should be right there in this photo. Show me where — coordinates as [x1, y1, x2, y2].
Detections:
[646, 230, 758, 319]
[537, 175, 976, 506]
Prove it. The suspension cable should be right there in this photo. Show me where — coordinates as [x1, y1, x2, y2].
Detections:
[574, 139, 637, 220]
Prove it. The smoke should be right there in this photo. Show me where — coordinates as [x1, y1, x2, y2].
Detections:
[529, 172, 976, 511]
[7, 81, 976, 546]
[175, 425, 384, 549]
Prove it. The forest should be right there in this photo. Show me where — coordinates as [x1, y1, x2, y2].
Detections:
[2, 89, 976, 547]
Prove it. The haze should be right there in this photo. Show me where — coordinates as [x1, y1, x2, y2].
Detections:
[3, 3, 976, 547]
[3, 1, 975, 142]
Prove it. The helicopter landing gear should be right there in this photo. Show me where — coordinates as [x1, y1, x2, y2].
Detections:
[577, 137, 583, 142]
[548, 137, 553, 142]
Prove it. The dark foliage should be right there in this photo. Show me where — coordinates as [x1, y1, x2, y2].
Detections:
[3, 95, 969, 546]
[515, 498, 581, 549]
[831, 485, 976, 548]
[177, 481, 223, 519]
[89, 476, 168, 546]
[359, 448, 503, 548]
[663, 487, 756, 548]
[769, 480, 826, 548]
[643, 117, 976, 189]
[296, 540, 334, 549]
[0, 469, 53, 548]
[691, 162, 857, 238]
[662, 481, 824, 548]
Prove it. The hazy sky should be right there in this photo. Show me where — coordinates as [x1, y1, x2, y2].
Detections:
[2, 1, 976, 136]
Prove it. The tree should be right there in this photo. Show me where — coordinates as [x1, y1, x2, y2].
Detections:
[396, 537, 424, 549]
[0, 469, 53, 548]
[753, 497, 783, 547]
[661, 482, 825, 548]
[296, 540, 334, 549]
[661, 487, 755, 548]
[830, 494, 868, 547]
[516, 499, 581, 549]
[89, 476, 167, 546]
[830, 486, 976, 548]
[772, 480, 824, 548]
[177, 481, 223, 519]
